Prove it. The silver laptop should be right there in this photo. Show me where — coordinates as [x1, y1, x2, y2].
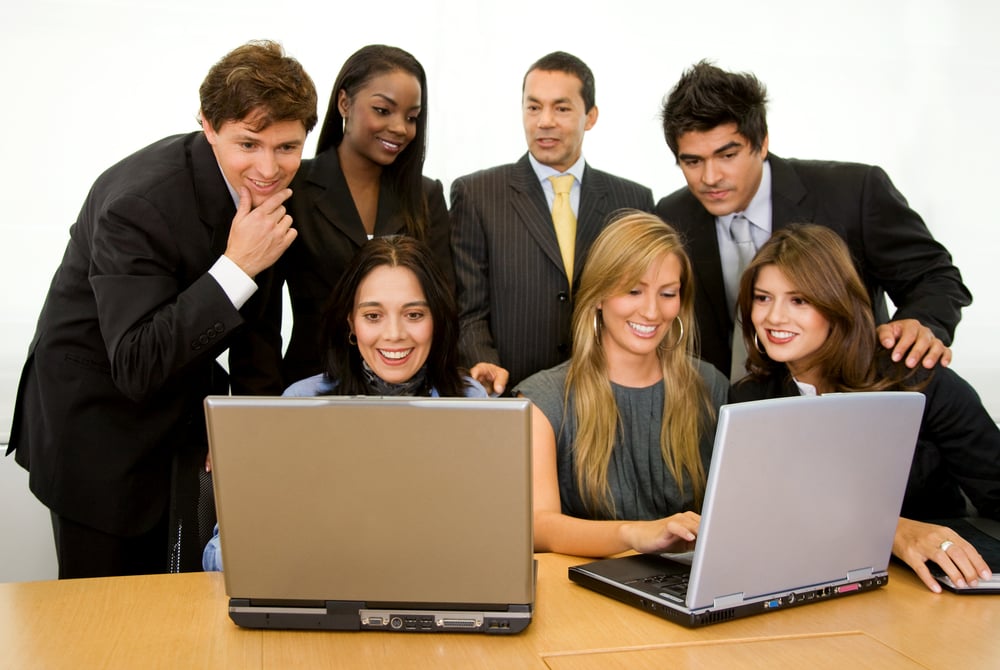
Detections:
[205, 395, 534, 633]
[569, 392, 924, 627]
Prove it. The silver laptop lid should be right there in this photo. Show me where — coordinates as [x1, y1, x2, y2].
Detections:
[205, 396, 534, 606]
[687, 392, 924, 610]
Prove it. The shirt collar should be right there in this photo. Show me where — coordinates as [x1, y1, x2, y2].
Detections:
[216, 162, 240, 208]
[528, 152, 586, 185]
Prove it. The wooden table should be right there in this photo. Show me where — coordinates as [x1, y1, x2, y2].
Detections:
[1, 553, 995, 669]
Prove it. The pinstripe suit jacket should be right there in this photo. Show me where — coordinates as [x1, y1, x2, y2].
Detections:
[450, 153, 653, 388]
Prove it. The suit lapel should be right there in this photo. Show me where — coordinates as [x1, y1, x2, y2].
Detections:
[510, 155, 565, 273]
[575, 165, 614, 285]
[680, 196, 730, 329]
[372, 181, 405, 237]
[190, 133, 237, 262]
[308, 151, 370, 247]
[768, 154, 813, 232]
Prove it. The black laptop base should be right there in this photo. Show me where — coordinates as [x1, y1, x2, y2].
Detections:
[229, 599, 532, 633]
[568, 555, 889, 628]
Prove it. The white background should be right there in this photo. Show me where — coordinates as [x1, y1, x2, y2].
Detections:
[2, 0, 997, 581]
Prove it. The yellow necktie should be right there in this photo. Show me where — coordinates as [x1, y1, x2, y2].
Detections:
[549, 174, 577, 286]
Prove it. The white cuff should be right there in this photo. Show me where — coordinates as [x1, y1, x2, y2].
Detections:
[208, 255, 257, 309]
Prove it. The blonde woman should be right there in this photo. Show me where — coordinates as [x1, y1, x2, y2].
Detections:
[515, 211, 728, 557]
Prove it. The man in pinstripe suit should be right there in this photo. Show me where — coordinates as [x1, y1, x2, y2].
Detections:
[450, 52, 654, 393]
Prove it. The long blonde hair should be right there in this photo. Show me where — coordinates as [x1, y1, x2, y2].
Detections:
[566, 211, 713, 517]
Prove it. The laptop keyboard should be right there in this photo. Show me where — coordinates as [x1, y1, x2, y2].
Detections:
[637, 573, 690, 601]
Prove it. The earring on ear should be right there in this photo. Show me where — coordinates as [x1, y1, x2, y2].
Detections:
[593, 309, 602, 341]
[660, 316, 685, 350]
[348, 332, 357, 346]
[753, 331, 767, 355]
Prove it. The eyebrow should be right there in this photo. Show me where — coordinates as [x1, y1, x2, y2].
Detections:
[370, 92, 422, 112]
[524, 95, 573, 106]
[231, 132, 303, 147]
[356, 300, 429, 309]
[677, 140, 744, 162]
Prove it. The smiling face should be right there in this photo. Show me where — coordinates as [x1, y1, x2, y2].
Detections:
[750, 264, 831, 386]
[522, 69, 597, 172]
[339, 69, 421, 167]
[349, 265, 433, 385]
[675, 122, 768, 217]
[202, 114, 307, 207]
[598, 252, 683, 367]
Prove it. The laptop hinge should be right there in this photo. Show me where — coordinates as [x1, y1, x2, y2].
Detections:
[847, 567, 875, 581]
[713, 592, 744, 608]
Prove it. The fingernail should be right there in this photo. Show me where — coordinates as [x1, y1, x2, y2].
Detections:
[982, 570, 993, 580]
[956, 579, 968, 588]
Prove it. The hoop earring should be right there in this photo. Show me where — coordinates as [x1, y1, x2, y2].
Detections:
[593, 309, 602, 342]
[348, 332, 357, 346]
[661, 316, 685, 350]
[753, 331, 767, 355]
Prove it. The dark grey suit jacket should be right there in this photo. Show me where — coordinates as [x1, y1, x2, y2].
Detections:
[7, 132, 282, 536]
[279, 149, 453, 385]
[656, 154, 972, 375]
[451, 154, 654, 388]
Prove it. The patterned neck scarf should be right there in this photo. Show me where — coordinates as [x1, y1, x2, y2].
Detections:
[360, 361, 431, 396]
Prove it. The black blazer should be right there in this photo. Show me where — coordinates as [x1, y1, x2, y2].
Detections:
[730, 362, 1000, 521]
[450, 154, 654, 388]
[656, 154, 972, 375]
[7, 132, 282, 536]
[278, 149, 453, 386]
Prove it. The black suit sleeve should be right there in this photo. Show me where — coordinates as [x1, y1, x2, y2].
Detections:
[913, 367, 1000, 520]
[90, 193, 244, 403]
[856, 165, 971, 343]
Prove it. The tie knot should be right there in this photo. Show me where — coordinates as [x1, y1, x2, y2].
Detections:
[549, 174, 574, 195]
[729, 214, 753, 245]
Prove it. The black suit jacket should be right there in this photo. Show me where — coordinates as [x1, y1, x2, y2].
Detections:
[278, 149, 453, 385]
[450, 154, 654, 388]
[7, 132, 282, 536]
[656, 154, 972, 375]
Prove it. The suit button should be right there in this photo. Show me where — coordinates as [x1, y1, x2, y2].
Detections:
[213, 322, 225, 333]
[557, 292, 569, 302]
[191, 340, 202, 350]
[199, 334, 210, 345]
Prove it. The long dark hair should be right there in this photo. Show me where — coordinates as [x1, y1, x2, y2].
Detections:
[322, 235, 467, 397]
[315, 44, 430, 239]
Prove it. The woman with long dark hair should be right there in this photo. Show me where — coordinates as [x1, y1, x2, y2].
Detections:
[279, 45, 452, 386]
[203, 236, 483, 570]
[732, 223, 999, 592]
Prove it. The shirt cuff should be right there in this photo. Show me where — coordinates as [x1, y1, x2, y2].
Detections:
[208, 255, 257, 309]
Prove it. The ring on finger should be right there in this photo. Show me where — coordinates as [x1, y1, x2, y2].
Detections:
[939, 540, 954, 552]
